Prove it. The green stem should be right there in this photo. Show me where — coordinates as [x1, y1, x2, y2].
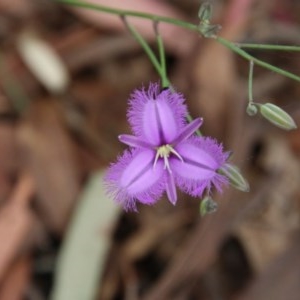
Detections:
[248, 60, 254, 103]
[217, 37, 300, 82]
[121, 16, 163, 79]
[56, 0, 198, 31]
[236, 43, 300, 51]
[57, 0, 300, 83]
[154, 22, 169, 88]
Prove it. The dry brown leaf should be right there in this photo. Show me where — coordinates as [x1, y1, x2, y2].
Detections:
[0, 94, 18, 203]
[236, 237, 300, 300]
[287, 111, 300, 156]
[0, 255, 31, 300]
[18, 100, 80, 234]
[0, 174, 34, 282]
[0, 0, 33, 17]
[234, 134, 300, 271]
[121, 209, 193, 262]
[0, 122, 18, 203]
[191, 40, 237, 141]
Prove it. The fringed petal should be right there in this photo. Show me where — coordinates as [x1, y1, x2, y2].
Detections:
[104, 149, 165, 211]
[171, 136, 229, 196]
[127, 83, 187, 145]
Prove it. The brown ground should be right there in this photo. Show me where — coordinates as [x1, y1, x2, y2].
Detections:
[0, 0, 299, 299]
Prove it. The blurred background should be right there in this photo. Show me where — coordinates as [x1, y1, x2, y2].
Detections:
[0, 0, 299, 299]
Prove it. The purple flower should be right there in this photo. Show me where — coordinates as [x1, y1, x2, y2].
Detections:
[105, 83, 229, 211]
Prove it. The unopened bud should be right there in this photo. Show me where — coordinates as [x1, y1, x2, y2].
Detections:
[259, 103, 297, 130]
[198, 2, 213, 22]
[246, 103, 258, 116]
[219, 163, 249, 192]
[200, 196, 218, 216]
[198, 2, 221, 38]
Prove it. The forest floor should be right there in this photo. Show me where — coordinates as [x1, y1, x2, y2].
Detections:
[0, 0, 299, 299]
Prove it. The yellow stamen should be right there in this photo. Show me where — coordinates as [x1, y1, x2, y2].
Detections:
[153, 144, 183, 173]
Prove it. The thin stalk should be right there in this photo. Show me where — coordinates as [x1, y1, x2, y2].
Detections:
[121, 16, 163, 79]
[154, 22, 169, 88]
[57, 0, 300, 83]
[217, 37, 300, 82]
[248, 60, 254, 103]
[236, 43, 300, 51]
[56, 0, 198, 31]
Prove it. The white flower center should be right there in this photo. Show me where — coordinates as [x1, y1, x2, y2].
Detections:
[153, 144, 183, 173]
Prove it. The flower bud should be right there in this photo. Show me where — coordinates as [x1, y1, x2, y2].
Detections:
[259, 103, 297, 130]
[246, 103, 258, 116]
[198, 2, 221, 38]
[198, 2, 212, 21]
[198, 24, 222, 38]
[219, 163, 249, 192]
[200, 196, 218, 216]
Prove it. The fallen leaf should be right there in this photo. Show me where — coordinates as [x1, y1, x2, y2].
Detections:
[0, 255, 31, 300]
[18, 100, 80, 234]
[0, 174, 34, 281]
[51, 170, 120, 300]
